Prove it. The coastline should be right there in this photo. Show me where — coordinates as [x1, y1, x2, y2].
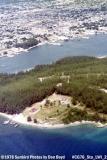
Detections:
[0, 112, 106, 129]
[0, 41, 61, 59]
[0, 33, 107, 59]
[1, 33, 107, 74]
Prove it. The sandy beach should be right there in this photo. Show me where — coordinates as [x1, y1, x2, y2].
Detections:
[0, 112, 106, 129]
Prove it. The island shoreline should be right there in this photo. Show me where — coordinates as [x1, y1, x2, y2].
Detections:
[0, 112, 106, 129]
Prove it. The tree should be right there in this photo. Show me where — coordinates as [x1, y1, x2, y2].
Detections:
[72, 98, 77, 105]
[34, 119, 38, 123]
[27, 116, 32, 122]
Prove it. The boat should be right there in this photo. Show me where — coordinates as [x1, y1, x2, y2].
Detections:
[10, 121, 16, 125]
[3, 120, 10, 125]
[7, 53, 14, 58]
[14, 124, 19, 128]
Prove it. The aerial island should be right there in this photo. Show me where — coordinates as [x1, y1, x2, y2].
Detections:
[0, 56, 107, 128]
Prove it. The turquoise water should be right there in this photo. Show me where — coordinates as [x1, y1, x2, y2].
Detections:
[0, 34, 107, 73]
[0, 116, 107, 159]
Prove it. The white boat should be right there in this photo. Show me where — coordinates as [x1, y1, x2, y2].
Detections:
[3, 120, 10, 125]
[14, 124, 19, 128]
[10, 121, 16, 125]
[48, 42, 62, 46]
[7, 54, 14, 58]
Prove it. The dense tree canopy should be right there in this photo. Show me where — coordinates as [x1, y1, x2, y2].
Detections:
[0, 56, 107, 117]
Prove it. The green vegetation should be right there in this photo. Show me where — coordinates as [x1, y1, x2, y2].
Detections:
[62, 108, 106, 124]
[27, 116, 32, 122]
[15, 37, 39, 49]
[32, 99, 69, 124]
[0, 56, 107, 124]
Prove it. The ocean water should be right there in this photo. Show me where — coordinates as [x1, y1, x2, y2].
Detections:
[0, 116, 107, 159]
[0, 1, 107, 158]
[0, 34, 107, 73]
